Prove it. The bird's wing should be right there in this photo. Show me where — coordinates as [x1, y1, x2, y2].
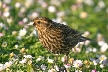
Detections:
[51, 22, 82, 42]
[59, 24, 81, 38]
[57, 24, 82, 47]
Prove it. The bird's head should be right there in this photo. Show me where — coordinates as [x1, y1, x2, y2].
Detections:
[28, 17, 52, 30]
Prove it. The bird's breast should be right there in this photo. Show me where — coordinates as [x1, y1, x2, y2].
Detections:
[38, 29, 64, 53]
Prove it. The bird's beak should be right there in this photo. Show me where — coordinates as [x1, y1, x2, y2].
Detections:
[27, 22, 34, 26]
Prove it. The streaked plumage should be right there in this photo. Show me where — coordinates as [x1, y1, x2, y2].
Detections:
[32, 17, 90, 55]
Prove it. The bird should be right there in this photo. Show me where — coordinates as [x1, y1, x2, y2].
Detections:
[28, 17, 91, 55]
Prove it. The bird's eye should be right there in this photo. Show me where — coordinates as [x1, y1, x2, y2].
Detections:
[37, 21, 40, 24]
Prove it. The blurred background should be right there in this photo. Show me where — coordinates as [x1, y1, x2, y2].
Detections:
[0, 0, 108, 42]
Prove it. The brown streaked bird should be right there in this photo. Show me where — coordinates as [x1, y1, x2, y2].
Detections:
[28, 17, 90, 55]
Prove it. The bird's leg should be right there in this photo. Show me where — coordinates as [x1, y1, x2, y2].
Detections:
[66, 53, 69, 64]
[62, 53, 69, 64]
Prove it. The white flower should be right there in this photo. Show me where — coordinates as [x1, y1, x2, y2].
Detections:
[73, 60, 83, 68]
[0, 22, 5, 28]
[7, 18, 13, 24]
[16, 36, 22, 40]
[88, 47, 92, 52]
[31, 12, 39, 19]
[24, 55, 33, 59]
[83, 0, 94, 6]
[93, 60, 97, 65]
[75, 70, 82, 72]
[90, 58, 100, 65]
[47, 57, 54, 63]
[15, 44, 18, 48]
[12, 31, 17, 36]
[64, 64, 71, 68]
[41, 2, 47, 8]
[19, 28, 27, 37]
[97, 33, 104, 41]
[86, 47, 92, 53]
[28, 22, 34, 25]
[0, 32, 4, 37]
[61, 55, 67, 63]
[19, 58, 27, 64]
[48, 6, 56, 13]
[100, 64, 104, 68]
[2, 42, 7, 47]
[86, 50, 89, 53]
[100, 43, 108, 53]
[92, 48, 97, 53]
[20, 7, 26, 13]
[4, 61, 13, 68]
[72, 47, 81, 53]
[3, 11, 10, 17]
[32, 30, 37, 36]
[99, 55, 107, 63]
[84, 40, 90, 45]
[25, 0, 34, 7]
[23, 18, 28, 23]
[36, 56, 44, 62]
[30, 29, 37, 36]
[98, 0, 105, 8]
[48, 68, 56, 72]
[98, 41, 105, 46]
[15, 2, 21, 8]
[54, 65, 59, 71]
[40, 64, 47, 71]
[83, 31, 90, 37]
[0, 64, 5, 71]
[3, 0, 11, 4]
